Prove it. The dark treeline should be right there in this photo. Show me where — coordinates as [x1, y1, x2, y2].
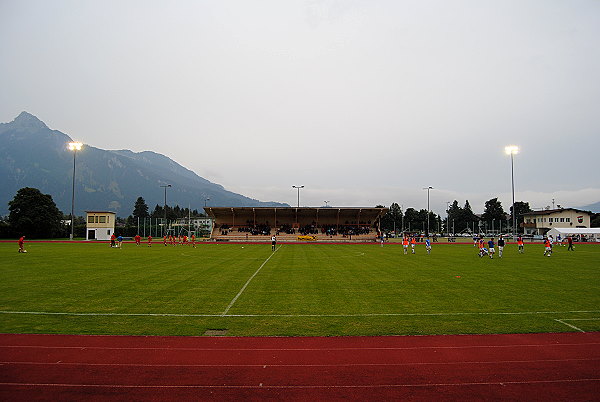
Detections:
[3, 188, 599, 238]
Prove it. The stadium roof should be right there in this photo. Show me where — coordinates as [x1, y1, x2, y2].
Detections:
[205, 207, 388, 226]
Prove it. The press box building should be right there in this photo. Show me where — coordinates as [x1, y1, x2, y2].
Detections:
[85, 211, 116, 240]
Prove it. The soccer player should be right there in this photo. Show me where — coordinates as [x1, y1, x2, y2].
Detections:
[478, 238, 488, 257]
[488, 238, 495, 259]
[117, 235, 123, 248]
[110, 233, 116, 248]
[191, 234, 196, 248]
[410, 236, 416, 254]
[163, 235, 168, 246]
[147, 235, 152, 247]
[380, 234, 385, 247]
[425, 237, 431, 255]
[271, 235, 277, 251]
[134, 234, 141, 246]
[18, 235, 26, 253]
[402, 236, 409, 254]
[543, 237, 552, 257]
[567, 236, 574, 251]
[497, 235, 505, 258]
[517, 235, 524, 253]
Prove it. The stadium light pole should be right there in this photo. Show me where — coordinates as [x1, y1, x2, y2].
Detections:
[423, 186, 434, 236]
[68, 142, 83, 241]
[292, 185, 304, 207]
[505, 146, 519, 239]
[446, 201, 451, 236]
[160, 184, 172, 225]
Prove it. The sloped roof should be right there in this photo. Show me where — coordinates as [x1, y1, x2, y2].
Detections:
[522, 208, 591, 216]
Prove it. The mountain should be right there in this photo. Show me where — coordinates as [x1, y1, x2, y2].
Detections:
[0, 112, 288, 216]
[578, 202, 600, 213]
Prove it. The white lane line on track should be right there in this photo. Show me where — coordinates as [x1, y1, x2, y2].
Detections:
[2, 358, 598, 368]
[221, 246, 280, 316]
[0, 378, 598, 389]
[0, 309, 598, 318]
[1, 343, 598, 351]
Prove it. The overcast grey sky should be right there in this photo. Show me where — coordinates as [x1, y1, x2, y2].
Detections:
[1, 0, 599, 214]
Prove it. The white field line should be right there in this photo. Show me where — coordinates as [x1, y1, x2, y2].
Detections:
[555, 319, 585, 332]
[221, 246, 280, 316]
[2, 358, 598, 368]
[0, 378, 598, 389]
[1, 310, 599, 318]
[555, 318, 600, 333]
[2, 343, 599, 352]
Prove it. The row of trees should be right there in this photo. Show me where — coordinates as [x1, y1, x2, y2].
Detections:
[379, 198, 535, 235]
[379, 203, 442, 234]
[3, 187, 599, 238]
[130, 196, 203, 221]
[1, 189, 207, 239]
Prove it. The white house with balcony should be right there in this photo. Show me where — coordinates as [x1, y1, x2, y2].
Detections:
[521, 208, 592, 236]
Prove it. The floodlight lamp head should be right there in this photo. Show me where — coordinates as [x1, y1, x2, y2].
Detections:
[505, 145, 519, 155]
[68, 142, 83, 151]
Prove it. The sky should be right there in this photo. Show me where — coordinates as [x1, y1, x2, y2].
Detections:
[1, 0, 599, 214]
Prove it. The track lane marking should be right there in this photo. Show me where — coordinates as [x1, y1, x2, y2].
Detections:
[1, 343, 599, 351]
[2, 358, 598, 367]
[0, 378, 598, 389]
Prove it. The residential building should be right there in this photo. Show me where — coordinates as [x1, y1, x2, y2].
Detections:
[521, 208, 591, 235]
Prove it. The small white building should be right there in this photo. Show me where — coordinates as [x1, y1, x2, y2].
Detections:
[547, 227, 600, 242]
[86, 211, 116, 240]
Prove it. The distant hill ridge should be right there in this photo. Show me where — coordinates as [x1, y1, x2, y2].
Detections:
[0, 112, 288, 215]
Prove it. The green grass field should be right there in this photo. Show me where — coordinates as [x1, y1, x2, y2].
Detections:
[1, 241, 598, 336]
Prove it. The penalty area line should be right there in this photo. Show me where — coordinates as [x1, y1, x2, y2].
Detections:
[555, 318, 600, 333]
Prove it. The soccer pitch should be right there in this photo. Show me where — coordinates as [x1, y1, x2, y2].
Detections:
[1, 241, 598, 336]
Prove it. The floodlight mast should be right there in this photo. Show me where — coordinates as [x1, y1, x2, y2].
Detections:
[68, 142, 83, 241]
[505, 146, 519, 239]
[160, 184, 172, 226]
[423, 186, 434, 236]
[292, 185, 304, 208]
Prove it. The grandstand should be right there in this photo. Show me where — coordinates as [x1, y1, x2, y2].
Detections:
[205, 207, 388, 242]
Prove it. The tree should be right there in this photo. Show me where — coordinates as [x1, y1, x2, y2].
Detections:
[591, 213, 600, 228]
[461, 200, 478, 233]
[482, 198, 505, 222]
[380, 203, 403, 232]
[510, 201, 533, 233]
[403, 208, 420, 232]
[132, 197, 149, 219]
[8, 187, 64, 238]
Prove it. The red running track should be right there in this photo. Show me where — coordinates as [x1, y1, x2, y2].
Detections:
[1, 332, 599, 401]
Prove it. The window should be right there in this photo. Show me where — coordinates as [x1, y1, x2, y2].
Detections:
[560, 218, 564, 222]
[566, 218, 570, 222]
[88, 216, 94, 223]
[99, 216, 106, 223]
